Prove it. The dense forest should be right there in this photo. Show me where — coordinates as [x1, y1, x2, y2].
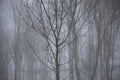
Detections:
[0, 0, 120, 80]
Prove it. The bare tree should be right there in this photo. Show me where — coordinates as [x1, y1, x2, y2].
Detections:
[16, 0, 79, 80]
[0, 0, 9, 80]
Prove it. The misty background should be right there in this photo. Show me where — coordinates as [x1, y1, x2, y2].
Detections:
[0, 0, 120, 80]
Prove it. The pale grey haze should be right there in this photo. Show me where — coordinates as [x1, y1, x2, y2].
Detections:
[0, 0, 120, 80]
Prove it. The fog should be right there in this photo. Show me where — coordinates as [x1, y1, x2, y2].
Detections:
[0, 0, 120, 80]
